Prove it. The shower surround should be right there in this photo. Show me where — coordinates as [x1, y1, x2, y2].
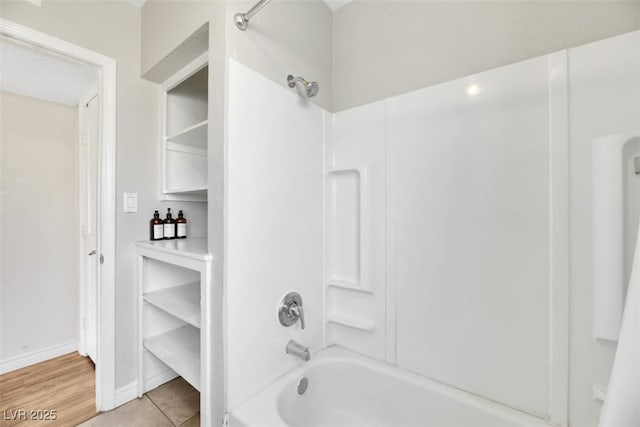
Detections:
[226, 30, 640, 427]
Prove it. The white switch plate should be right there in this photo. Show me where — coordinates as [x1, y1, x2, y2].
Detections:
[123, 193, 138, 213]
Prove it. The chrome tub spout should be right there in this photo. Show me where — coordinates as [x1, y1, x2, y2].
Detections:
[286, 340, 310, 361]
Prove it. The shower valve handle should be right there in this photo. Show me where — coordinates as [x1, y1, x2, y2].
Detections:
[278, 292, 305, 330]
[289, 304, 305, 330]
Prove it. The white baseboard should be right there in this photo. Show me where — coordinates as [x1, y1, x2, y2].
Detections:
[115, 381, 138, 407]
[114, 370, 178, 408]
[144, 369, 179, 394]
[0, 341, 78, 374]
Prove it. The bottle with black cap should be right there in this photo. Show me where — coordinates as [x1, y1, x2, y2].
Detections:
[163, 208, 176, 240]
[150, 210, 163, 241]
[176, 210, 187, 239]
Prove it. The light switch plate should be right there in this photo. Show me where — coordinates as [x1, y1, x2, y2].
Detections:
[123, 193, 138, 213]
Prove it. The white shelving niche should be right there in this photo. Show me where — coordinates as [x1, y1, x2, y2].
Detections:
[161, 52, 208, 202]
[136, 238, 212, 418]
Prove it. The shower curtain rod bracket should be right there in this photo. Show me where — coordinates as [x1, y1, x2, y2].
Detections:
[234, 0, 272, 31]
[234, 13, 249, 31]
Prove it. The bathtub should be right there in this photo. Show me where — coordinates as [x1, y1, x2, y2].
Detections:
[231, 346, 550, 427]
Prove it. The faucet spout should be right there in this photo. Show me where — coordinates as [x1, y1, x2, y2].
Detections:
[286, 339, 311, 361]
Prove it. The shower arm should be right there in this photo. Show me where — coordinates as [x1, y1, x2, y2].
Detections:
[287, 75, 309, 88]
[234, 0, 272, 31]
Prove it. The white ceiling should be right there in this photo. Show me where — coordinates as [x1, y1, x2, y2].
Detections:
[0, 36, 98, 107]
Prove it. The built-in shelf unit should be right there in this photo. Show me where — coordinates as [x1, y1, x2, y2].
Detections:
[136, 238, 212, 416]
[139, 22, 218, 425]
[162, 53, 208, 202]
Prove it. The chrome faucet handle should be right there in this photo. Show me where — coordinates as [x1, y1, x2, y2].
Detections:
[279, 292, 305, 329]
[289, 304, 305, 330]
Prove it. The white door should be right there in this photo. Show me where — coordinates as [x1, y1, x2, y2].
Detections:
[80, 94, 99, 363]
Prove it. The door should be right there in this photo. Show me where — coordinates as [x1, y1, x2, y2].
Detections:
[80, 93, 99, 363]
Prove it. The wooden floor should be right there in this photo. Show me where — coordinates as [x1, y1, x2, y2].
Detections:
[0, 352, 98, 427]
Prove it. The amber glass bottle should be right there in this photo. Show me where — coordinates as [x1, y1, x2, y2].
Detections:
[176, 210, 187, 239]
[163, 208, 176, 240]
[150, 210, 163, 241]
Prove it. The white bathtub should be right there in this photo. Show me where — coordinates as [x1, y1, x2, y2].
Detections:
[231, 346, 550, 427]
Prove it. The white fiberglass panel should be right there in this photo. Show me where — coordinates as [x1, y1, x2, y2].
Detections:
[567, 31, 640, 427]
[325, 101, 387, 360]
[388, 55, 552, 416]
[226, 59, 324, 408]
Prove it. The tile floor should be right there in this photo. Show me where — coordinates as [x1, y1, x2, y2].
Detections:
[78, 377, 200, 427]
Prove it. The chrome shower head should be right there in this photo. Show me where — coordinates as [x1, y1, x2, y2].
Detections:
[287, 75, 319, 98]
[305, 81, 319, 97]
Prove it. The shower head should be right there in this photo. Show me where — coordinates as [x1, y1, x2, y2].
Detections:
[305, 81, 320, 97]
[287, 75, 319, 98]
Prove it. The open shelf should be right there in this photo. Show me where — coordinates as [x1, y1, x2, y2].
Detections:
[144, 325, 200, 391]
[162, 57, 208, 200]
[136, 238, 211, 261]
[144, 282, 201, 328]
[161, 190, 207, 203]
[167, 120, 207, 149]
[166, 65, 208, 136]
[165, 186, 207, 194]
[166, 141, 206, 157]
[327, 313, 376, 332]
[165, 148, 206, 193]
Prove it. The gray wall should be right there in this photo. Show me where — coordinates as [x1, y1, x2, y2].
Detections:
[141, 0, 211, 76]
[0, 0, 207, 389]
[333, 1, 640, 112]
[0, 91, 79, 364]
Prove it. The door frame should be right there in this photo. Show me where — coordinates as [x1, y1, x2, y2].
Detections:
[0, 18, 117, 411]
[78, 88, 99, 361]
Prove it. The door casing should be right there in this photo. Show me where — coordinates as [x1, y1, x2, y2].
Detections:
[0, 18, 118, 411]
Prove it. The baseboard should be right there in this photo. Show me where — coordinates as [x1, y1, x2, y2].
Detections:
[0, 341, 78, 374]
[144, 369, 179, 394]
[114, 369, 178, 408]
[115, 381, 138, 407]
